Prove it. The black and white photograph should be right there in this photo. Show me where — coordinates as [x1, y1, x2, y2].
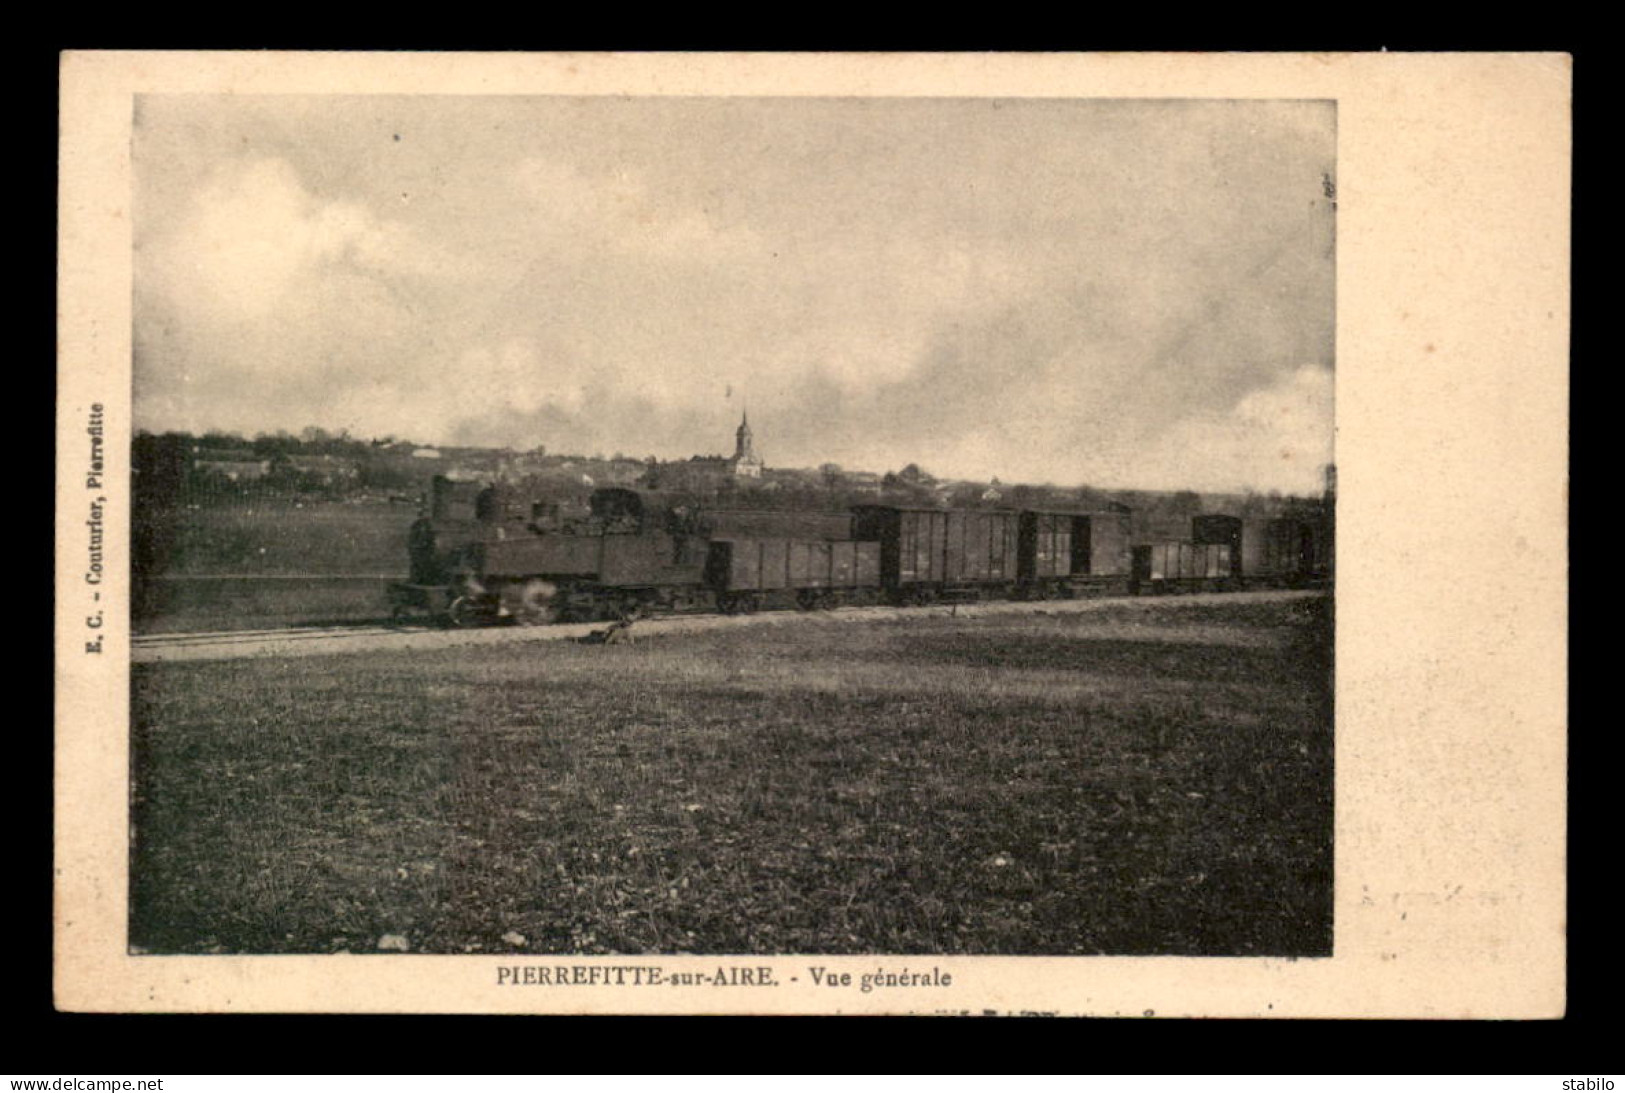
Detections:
[56, 52, 1567, 1016]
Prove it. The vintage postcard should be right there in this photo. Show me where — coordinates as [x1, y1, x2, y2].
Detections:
[56, 51, 1569, 1016]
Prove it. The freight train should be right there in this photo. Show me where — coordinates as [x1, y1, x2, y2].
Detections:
[389, 476, 1331, 626]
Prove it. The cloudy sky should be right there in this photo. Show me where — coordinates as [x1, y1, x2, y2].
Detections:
[134, 95, 1334, 493]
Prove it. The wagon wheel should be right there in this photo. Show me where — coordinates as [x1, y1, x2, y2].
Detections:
[508, 579, 563, 626]
[795, 589, 818, 611]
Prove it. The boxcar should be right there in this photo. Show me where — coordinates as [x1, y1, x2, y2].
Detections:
[1192, 513, 1334, 586]
[1016, 509, 1134, 597]
[850, 506, 1021, 602]
[1258, 515, 1333, 584]
[1192, 514, 1244, 578]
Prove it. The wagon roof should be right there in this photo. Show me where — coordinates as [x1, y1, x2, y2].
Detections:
[1020, 506, 1132, 517]
[850, 503, 1017, 515]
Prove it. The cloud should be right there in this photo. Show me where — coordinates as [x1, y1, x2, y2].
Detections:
[511, 157, 762, 264]
[141, 157, 448, 324]
[1134, 365, 1335, 494]
[133, 97, 1335, 493]
[135, 154, 475, 436]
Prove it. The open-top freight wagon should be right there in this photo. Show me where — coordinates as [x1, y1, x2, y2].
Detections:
[705, 537, 882, 613]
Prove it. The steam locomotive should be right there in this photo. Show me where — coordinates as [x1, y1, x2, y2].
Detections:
[389, 476, 1330, 627]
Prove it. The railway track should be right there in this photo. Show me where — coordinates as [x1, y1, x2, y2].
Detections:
[130, 588, 1327, 665]
[134, 621, 428, 649]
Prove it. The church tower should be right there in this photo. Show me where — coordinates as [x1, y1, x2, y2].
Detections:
[730, 409, 764, 478]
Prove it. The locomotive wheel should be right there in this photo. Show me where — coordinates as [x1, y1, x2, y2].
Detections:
[507, 579, 562, 626]
[446, 595, 484, 629]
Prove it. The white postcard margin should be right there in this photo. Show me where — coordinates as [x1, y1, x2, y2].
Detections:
[55, 51, 1570, 1017]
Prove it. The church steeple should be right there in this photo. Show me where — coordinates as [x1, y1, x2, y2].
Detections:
[730, 406, 763, 477]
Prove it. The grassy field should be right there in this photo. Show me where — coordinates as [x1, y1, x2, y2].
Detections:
[135, 500, 415, 633]
[160, 499, 416, 575]
[130, 595, 1333, 956]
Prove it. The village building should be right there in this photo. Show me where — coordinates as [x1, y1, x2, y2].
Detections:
[644, 411, 766, 490]
[282, 453, 362, 485]
[844, 470, 883, 495]
[194, 456, 272, 482]
[191, 447, 271, 482]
